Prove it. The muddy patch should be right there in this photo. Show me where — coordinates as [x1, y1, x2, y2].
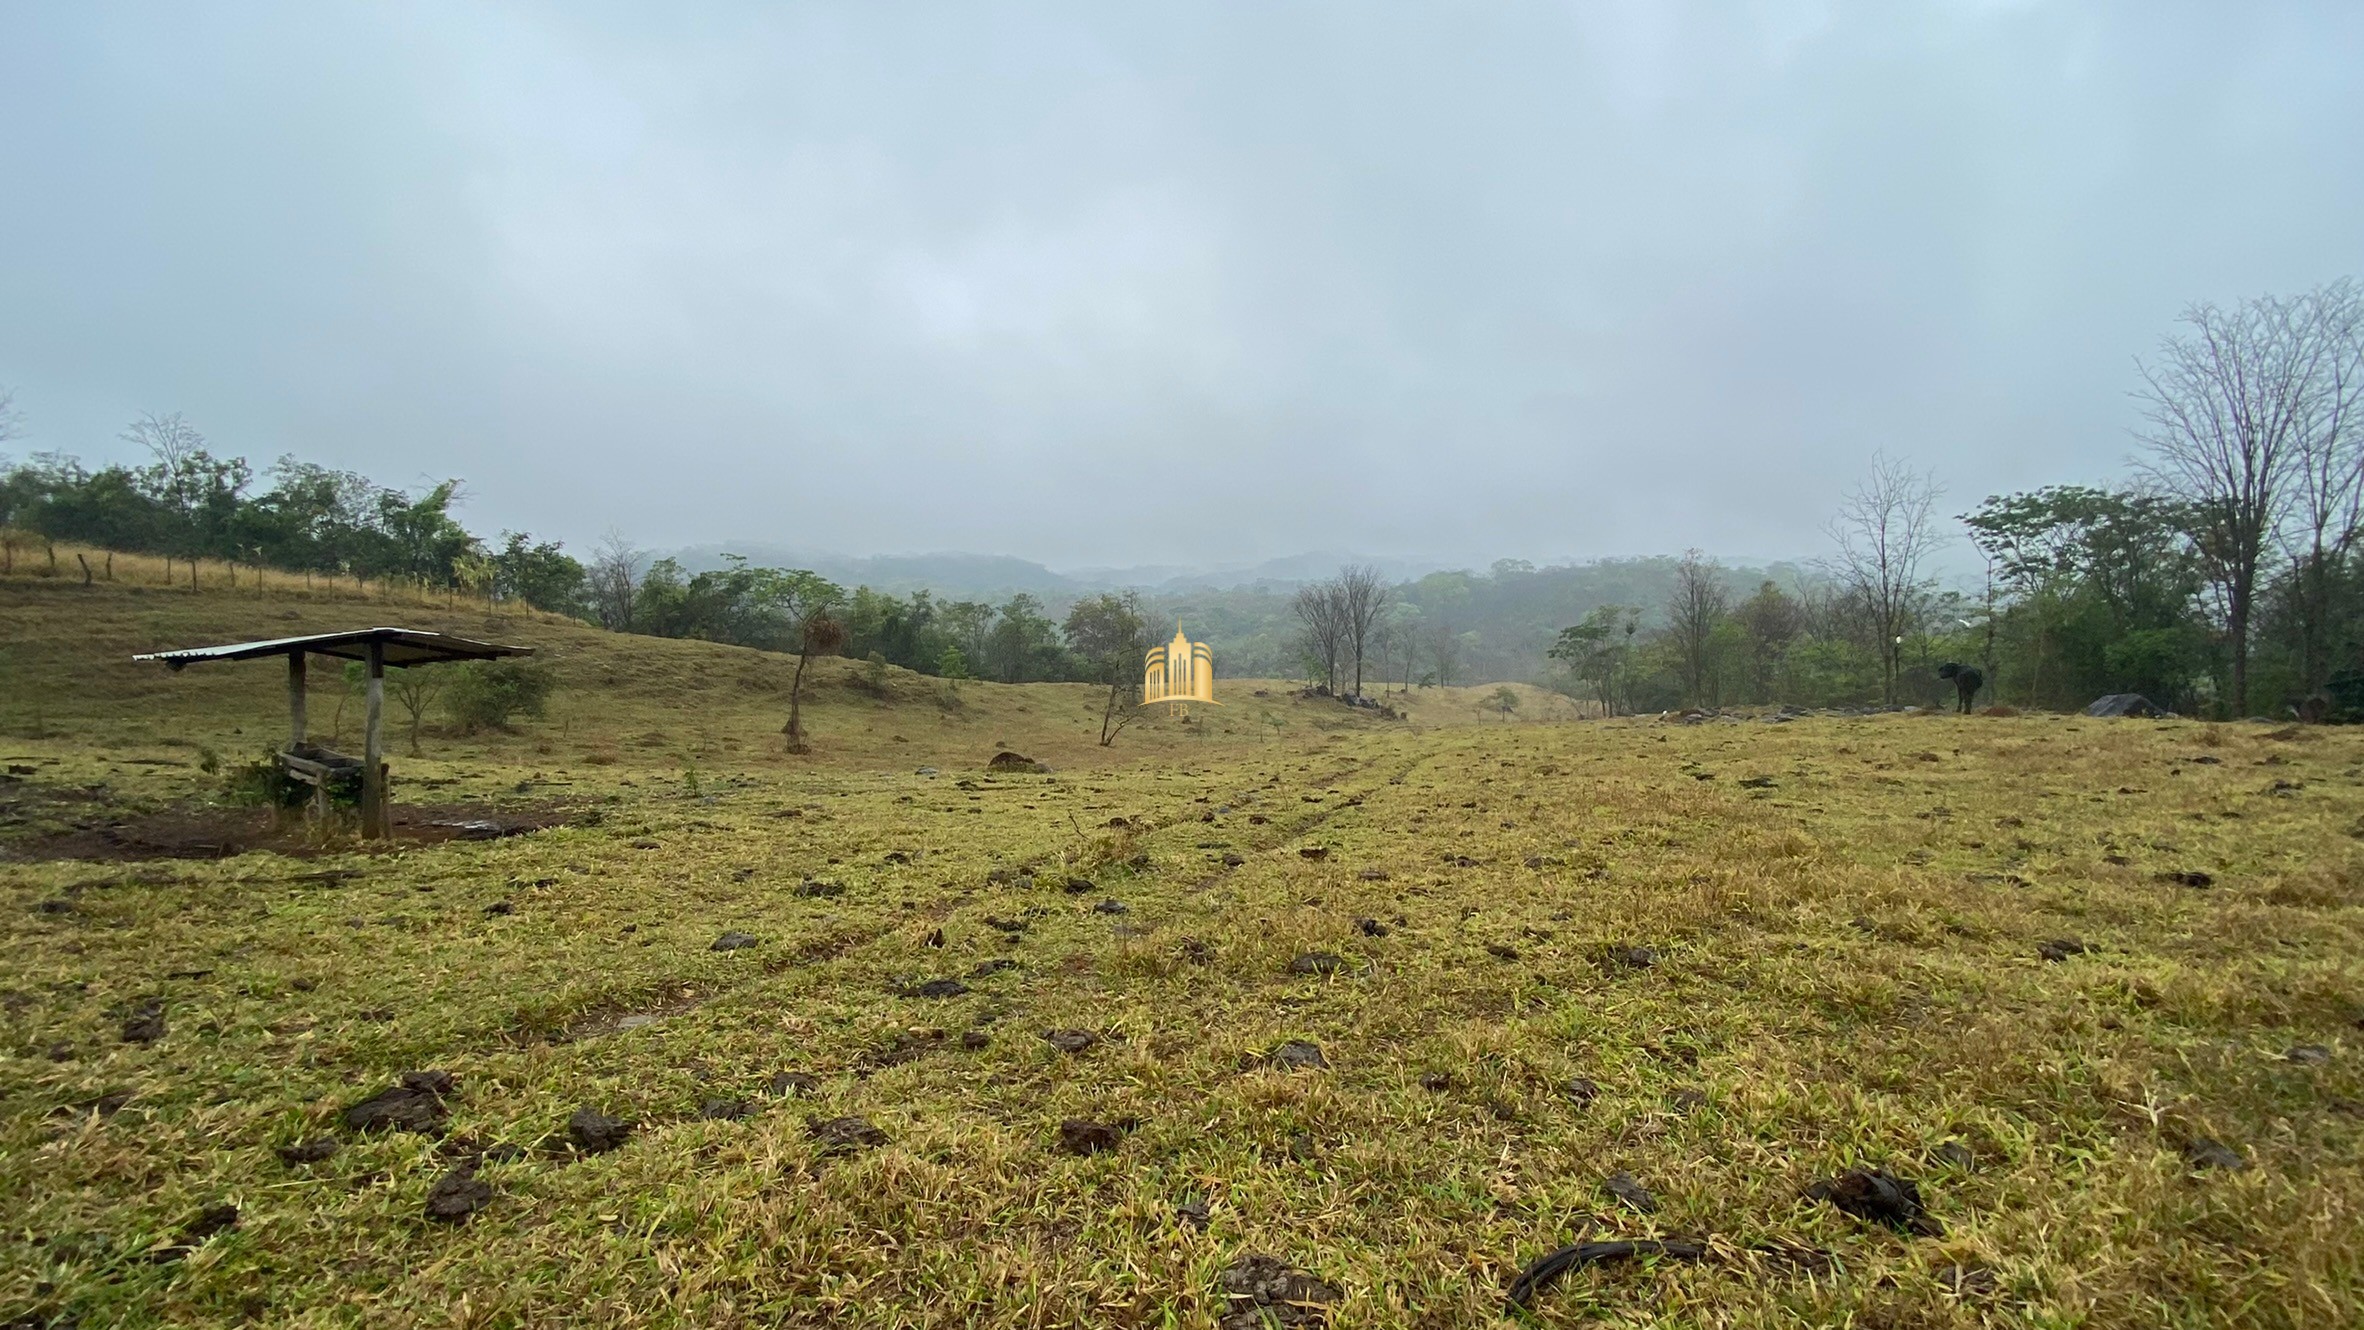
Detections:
[4, 795, 591, 862]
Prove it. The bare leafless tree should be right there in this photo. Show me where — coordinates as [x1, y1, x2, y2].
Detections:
[1824, 452, 1944, 705]
[1665, 549, 1729, 706]
[587, 530, 644, 632]
[2136, 285, 2351, 713]
[1291, 580, 1349, 692]
[1334, 564, 1389, 698]
[2272, 280, 2364, 699]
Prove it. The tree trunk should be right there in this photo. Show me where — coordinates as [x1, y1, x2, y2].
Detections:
[784, 649, 813, 752]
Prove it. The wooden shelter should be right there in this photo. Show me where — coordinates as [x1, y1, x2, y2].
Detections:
[133, 627, 533, 838]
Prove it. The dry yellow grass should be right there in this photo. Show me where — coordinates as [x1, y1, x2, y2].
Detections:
[3, 572, 2361, 1328]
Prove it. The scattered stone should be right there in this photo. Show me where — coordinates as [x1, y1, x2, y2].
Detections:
[2286, 1044, 2332, 1065]
[2160, 869, 2215, 889]
[700, 1098, 753, 1122]
[1563, 1077, 1602, 1106]
[794, 880, 843, 898]
[1601, 944, 1657, 970]
[44, 1041, 74, 1062]
[960, 1030, 990, 1050]
[1929, 1140, 1978, 1171]
[1602, 1171, 1657, 1214]
[985, 915, 1028, 934]
[1221, 853, 1246, 867]
[2181, 1137, 2246, 1171]
[1176, 1197, 1212, 1230]
[344, 1070, 455, 1134]
[968, 958, 1017, 977]
[1298, 846, 1329, 861]
[1266, 1040, 1328, 1071]
[1062, 876, 1097, 894]
[1804, 1168, 1941, 1236]
[1419, 1072, 1454, 1092]
[710, 931, 759, 951]
[767, 1072, 820, 1097]
[1056, 1117, 1130, 1155]
[809, 1114, 887, 1156]
[120, 1001, 167, 1045]
[153, 1204, 239, 1261]
[1504, 1239, 1710, 1313]
[1356, 868, 1391, 882]
[566, 1106, 633, 1155]
[1485, 943, 1520, 961]
[1093, 899, 1129, 915]
[2037, 938, 2090, 962]
[1216, 1253, 1340, 1330]
[1738, 775, 1777, 789]
[1288, 951, 1344, 976]
[1044, 1028, 1099, 1054]
[424, 1163, 492, 1223]
[1355, 917, 1389, 937]
[1666, 1088, 1708, 1114]
[909, 977, 969, 999]
[987, 751, 1050, 773]
[276, 1136, 339, 1166]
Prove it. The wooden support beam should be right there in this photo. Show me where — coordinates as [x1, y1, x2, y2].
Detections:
[287, 652, 307, 751]
[362, 642, 387, 838]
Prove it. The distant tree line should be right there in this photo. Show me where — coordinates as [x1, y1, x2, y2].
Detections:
[6, 279, 2357, 719]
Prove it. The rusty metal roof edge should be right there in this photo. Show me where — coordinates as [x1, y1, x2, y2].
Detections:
[132, 626, 535, 665]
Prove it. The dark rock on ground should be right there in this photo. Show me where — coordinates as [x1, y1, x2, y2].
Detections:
[1564, 1077, 1602, 1106]
[424, 1164, 492, 1223]
[277, 1136, 339, 1166]
[483, 900, 515, 916]
[566, 1106, 633, 1154]
[1221, 854, 1245, 867]
[1602, 1171, 1657, 1213]
[794, 880, 843, 898]
[2287, 1044, 2332, 1065]
[988, 751, 1050, 773]
[1063, 877, 1097, 894]
[910, 978, 970, 999]
[968, 958, 1017, 977]
[1929, 1140, 1978, 1171]
[768, 1072, 820, 1097]
[1288, 951, 1344, 976]
[2038, 938, 2091, 962]
[1355, 917, 1388, 937]
[1217, 1253, 1340, 1330]
[1044, 1028, 1098, 1054]
[2160, 869, 2214, 889]
[1485, 943, 1520, 961]
[1266, 1040, 1328, 1071]
[120, 1001, 167, 1045]
[1666, 1089, 1708, 1114]
[1093, 899, 1129, 915]
[1804, 1168, 1942, 1236]
[1298, 846, 1329, 861]
[711, 931, 759, 951]
[809, 1114, 888, 1155]
[1056, 1117, 1131, 1155]
[1176, 1198, 1212, 1230]
[2085, 693, 2161, 718]
[960, 1030, 990, 1050]
[1356, 868, 1390, 882]
[2182, 1137, 2246, 1171]
[1419, 1072, 1454, 1092]
[1601, 944, 1657, 970]
[345, 1070, 455, 1134]
[700, 1098, 753, 1122]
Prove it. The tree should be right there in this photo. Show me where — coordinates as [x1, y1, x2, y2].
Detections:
[1548, 604, 1637, 715]
[587, 531, 644, 631]
[1335, 564, 1389, 698]
[1291, 580, 1348, 692]
[2136, 284, 2355, 714]
[1063, 592, 1152, 745]
[1825, 452, 1944, 705]
[0, 386, 22, 447]
[1488, 686, 1520, 718]
[784, 609, 846, 754]
[1734, 581, 1804, 703]
[1665, 549, 1729, 706]
[1426, 617, 1464, 687]
[387, 667, 450, 754]
[2273, 280, 2364, 700]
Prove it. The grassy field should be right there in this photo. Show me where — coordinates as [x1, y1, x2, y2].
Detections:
[3, 570, 2361, 1328]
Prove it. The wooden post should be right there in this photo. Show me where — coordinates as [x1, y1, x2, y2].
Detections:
[287, 652, 307, 751]
[362, 642, 387, 838]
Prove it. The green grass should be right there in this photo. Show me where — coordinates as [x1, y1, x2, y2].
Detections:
[3, 571, 2362, 1327]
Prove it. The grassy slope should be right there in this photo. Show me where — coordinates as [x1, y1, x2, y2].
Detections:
[2, 570, 2362, 1327]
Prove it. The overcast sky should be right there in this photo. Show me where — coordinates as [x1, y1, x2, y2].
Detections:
[4, 2, 2361, 572]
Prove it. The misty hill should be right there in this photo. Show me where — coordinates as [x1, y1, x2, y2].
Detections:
[663, 544, 1452, 600]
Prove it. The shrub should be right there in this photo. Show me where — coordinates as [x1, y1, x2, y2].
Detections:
[444, 659, 557, 733]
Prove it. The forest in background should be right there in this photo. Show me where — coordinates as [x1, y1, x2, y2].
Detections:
[5, 280, 2360, 721]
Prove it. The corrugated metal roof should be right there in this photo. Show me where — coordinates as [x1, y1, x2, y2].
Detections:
[133, 627, 534, 670]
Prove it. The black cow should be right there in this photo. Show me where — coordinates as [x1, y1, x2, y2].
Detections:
[1936, 662, 1984, 714]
